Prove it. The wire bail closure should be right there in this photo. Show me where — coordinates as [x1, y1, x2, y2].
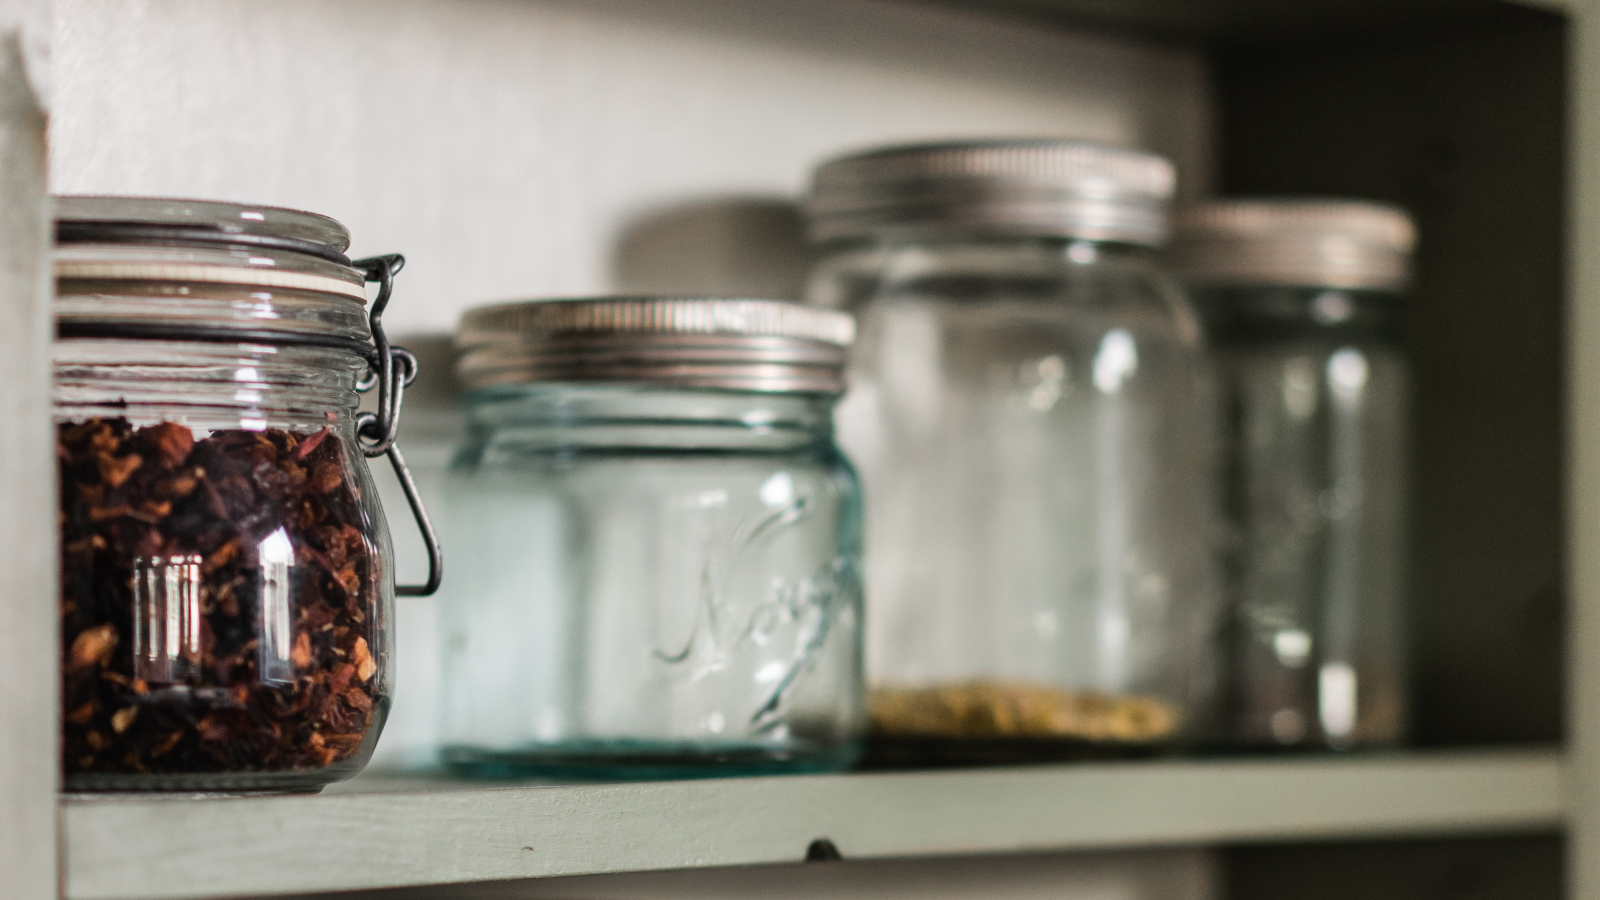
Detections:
[353, 254, 443, 597]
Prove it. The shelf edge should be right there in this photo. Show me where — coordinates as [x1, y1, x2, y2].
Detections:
[61, 748, 1565, 900]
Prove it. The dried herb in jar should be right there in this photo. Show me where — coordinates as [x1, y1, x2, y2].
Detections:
[59, 418, 383, 777]
[869, 682, 1179, 744]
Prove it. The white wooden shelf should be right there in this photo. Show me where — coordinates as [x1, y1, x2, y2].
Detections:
[61, 748, 1562, 900]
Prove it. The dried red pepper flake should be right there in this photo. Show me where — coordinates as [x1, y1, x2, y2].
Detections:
[87, 505, 132, 523]
[290, 632, 312, 669]
[352, 637, 376, 682]
[201, 538, 240, 575]
[153, 467, 204, 499]
[311, 461, 343, 495]
[111, 706, 138, 734]
[149, 731, 183, 759]
[96, 452, 143, 488]
[143, 421, 196, 470]
[289, 426, 330, 462]
[68, 624, 117, 672]
[59, 417, 383, 780]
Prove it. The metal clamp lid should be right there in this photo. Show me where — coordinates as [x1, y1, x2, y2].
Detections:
[351, 254, 442, 598]
[52, 205, 442, 598]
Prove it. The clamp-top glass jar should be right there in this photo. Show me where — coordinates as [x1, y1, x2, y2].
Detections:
[442, 297, 865, 778]
[1171, 199, 1414, 749]
[54, 196, 440, 791]
[806, 139, 1218, 763]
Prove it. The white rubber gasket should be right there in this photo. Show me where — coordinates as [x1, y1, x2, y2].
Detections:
[54, 261, 367, 301]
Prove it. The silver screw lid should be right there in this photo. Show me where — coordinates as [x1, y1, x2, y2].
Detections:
[806, 138, 1177, 247]
[456, 297, 855, 395]
[1170, 199, 1416, 292]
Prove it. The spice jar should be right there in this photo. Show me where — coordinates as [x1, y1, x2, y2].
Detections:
[1171, 199, 1414, 749]
[442, 297, 865, 777]
[54, 196, 440, 791]
[805, 139, 1219, 763]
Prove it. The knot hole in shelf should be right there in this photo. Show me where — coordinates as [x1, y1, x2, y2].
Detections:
[805, 838, 843, 862]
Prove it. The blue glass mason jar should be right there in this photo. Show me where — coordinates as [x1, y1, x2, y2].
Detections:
[441, 297, 866, 777]
[1171, 199, 1415, 749]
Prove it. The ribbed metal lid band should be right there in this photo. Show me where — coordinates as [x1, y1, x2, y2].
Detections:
[456, 298, 854, 395]
[1170, 200, 1415, 291]
[460, 297, 855, 346]
[458, 339, 850, 395]
[812, 140, 1175, 194]
[468, 339, 845, 365]
[807, 139, 1176, 247]
[462, 365, 847, 395]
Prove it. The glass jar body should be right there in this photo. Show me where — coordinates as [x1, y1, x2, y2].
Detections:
[809, 237, 1218, 761]
[55, 338, 394, 792]
[1196, 285, 1409, 749]
[441, 386, 866, 778]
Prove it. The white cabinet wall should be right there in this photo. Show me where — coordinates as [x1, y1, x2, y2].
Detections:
[49, 0, 1213, 331]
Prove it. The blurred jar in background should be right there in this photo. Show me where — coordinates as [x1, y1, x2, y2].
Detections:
[363, 336, 462, 773]
[1171, 199, 1414, 750]
[805, 139, 1218, 763]
[442, 297, 865, 777]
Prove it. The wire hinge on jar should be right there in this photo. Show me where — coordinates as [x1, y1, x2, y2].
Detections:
[352, 253, 442, 597]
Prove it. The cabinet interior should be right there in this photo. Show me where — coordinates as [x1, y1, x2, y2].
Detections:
[1197, 3, 1566, 895]
[38, 0, 1572, 897]
[933, 0, 1568, 752]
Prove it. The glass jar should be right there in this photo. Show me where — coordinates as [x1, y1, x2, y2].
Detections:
[442, 297, 865, 778]
[805, 139, 1218, 763]
[54, 196, 440, 791]
[1170, 198, 1414, 749]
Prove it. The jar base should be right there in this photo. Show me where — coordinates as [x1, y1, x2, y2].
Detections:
[860, 736, 1177, 769]
[63, 759, 367, 793]
[1223, 739, 1404, 754]
[443, 740, 863, 781]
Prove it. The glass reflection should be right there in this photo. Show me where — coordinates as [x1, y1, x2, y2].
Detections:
[258, 526, 297, 685]
[131, 554, 203, 683]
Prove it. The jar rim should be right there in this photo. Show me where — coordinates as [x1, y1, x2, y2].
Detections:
[56, 195, 351, 253]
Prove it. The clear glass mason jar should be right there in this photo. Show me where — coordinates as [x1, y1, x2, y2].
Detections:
[1170, 199, 1414, 750]
[54, 196, 438, 791]
[442, 297, 865, 778]
[805, 139, 1219, 763]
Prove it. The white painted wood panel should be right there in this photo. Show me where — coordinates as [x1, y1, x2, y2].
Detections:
[0, 1, 56, 896]
[48, 0, 1212, 333]
[62, 749, 1562, 900]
